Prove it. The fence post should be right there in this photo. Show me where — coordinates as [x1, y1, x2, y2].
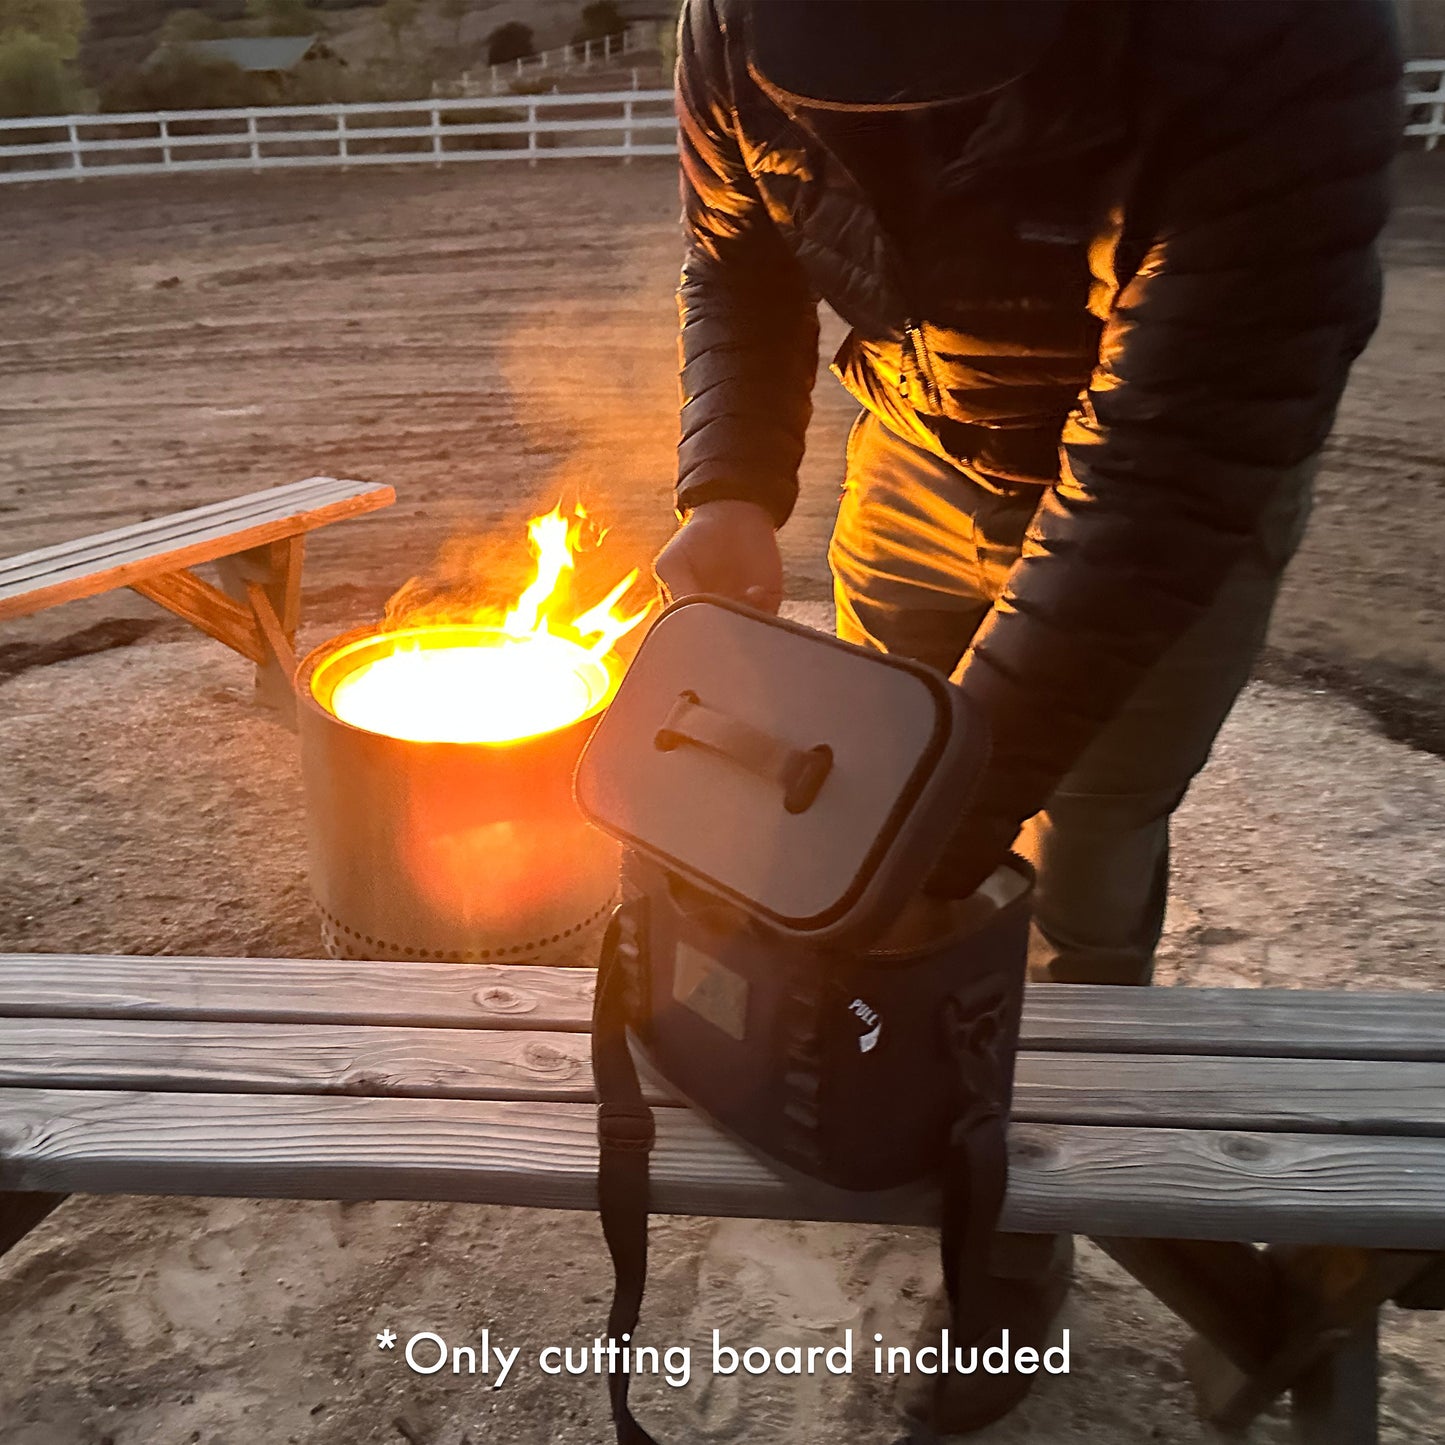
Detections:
[623, 97, 633, 164]
[67, 120, 83, 176]
[158, 116, 173, 170]
[247, 111, 260, 172]
[336, 110, 348, 167]
[528, 102, 538, 166]
[584, 38, 593, 65]
[431, 105, 444, 164]
[1432, 93, 1443, 151]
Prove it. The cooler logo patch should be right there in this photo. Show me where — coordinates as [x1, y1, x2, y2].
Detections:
[849, 998, 882, 1054]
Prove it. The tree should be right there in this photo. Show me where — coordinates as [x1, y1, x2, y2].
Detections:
[100, 49, 261, 112]
[0, 0, 85, 60]
[485, 20, 532, 67]
[381, 0, 420, 54]
[572, 0, 624, 45]
[437, 0, 469, 49]
[158, 8, 226, 45]
[246, 0, 315, 38]
[0, 27, 81, 116]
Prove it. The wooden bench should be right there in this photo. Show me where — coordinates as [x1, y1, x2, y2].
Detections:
[0, 477, 395, 712]
[1, 953, 1441, 1443]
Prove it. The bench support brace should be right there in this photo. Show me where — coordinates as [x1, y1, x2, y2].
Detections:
[0, 1192, 66, 1260]
[129, 536, 304, 725]
[1094, 1237, 1442, 1445]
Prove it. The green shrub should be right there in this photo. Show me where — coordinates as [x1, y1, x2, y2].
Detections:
[0, 0, 85, 60]
[245, 0, 316, 37]
[0, 29, 84, 116]
[158, 8, 227, 44]
[99, 48, 265, 111]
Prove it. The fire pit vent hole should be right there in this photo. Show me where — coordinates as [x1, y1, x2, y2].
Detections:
[319, 901, 613, 965]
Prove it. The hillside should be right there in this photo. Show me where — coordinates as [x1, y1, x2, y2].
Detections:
[78, 1, 657, 83]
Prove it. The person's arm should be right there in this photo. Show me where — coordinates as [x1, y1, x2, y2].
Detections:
[933, 0, 1401, 893]
[656, 0, 820, 610]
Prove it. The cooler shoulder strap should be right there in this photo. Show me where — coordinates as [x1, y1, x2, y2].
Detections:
[593, 907, 661, 1445]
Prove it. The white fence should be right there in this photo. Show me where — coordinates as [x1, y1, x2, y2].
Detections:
[459, 23, 659, 97]
[0, 90, 677, 185]
[2, 61, 1442, 187]
[1406, 59, 1445, 149]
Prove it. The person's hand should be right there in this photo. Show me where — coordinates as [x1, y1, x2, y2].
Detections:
[652, 499, 784, 614]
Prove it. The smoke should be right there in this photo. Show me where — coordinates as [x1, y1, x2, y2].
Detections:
[382, 239, 681, 636]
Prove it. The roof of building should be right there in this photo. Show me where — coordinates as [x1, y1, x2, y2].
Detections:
[182, 36, 321, 73]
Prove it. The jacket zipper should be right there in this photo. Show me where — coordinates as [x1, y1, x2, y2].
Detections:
[772, 100, 944, 416]
[904, 318, 945, 413]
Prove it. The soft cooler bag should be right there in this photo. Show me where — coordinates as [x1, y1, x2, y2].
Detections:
[574, 597, 1032, 1444]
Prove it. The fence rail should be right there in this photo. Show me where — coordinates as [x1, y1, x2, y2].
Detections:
[0, 90, 677, 185]
[2, 60, 1442, 187]
[461, 23, 658, 97]
[1406, 59, 1445, 150]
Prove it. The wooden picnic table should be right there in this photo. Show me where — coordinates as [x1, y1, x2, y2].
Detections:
[0, 953, 1441, 1443]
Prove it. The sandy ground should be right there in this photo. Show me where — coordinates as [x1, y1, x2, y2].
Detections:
[0, 157, 1442, 1444]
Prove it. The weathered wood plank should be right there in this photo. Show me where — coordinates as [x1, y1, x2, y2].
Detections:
[3, 957, 1444, 1061]
[1018, 1053, 1445, 1135]
[1021, 987, 1445, 1062]
[3, 1019, 1445, 1137]
[0, 1019, 618, 1103]
[0, 476, 386, 584]
[0, 478, 393, 621]
[0, 956, 597, 1031]
[2, 1091, 1445, 1245]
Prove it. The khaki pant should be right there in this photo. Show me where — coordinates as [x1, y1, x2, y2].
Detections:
[829, 411, 1311, 985]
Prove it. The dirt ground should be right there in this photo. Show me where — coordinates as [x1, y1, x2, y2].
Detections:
[0, 156, 1442, 1445]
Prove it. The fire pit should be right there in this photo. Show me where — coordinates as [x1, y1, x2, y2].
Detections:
[297, 506, 649, 965]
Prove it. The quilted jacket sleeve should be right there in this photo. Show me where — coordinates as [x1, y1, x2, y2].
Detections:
[673, 0, 820, 526]
[942, 0, 1400, 884]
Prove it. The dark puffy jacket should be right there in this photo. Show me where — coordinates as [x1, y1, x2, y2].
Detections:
[674, 0, 1399, 874]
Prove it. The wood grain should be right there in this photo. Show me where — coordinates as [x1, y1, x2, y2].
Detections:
[4, 957, 1444, 1060]
[2, 1018, 1444, 1138]
[0, 476, 385, 581]
[2, 1090, 1444, 1246]
[1021, 987, 1445, 1063]
[0, 477, 393, 621]
[129, 568, 267, 665]
[0, 955, 601, 1031]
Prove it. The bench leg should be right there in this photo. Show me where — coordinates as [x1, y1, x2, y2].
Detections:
[1095, 1239, 1442, 1441]
[0, 1192, 65, 1259]
[128, 535, 303, 723]
[1291, 1312, 1378, 1445]
[216, 536, 304, 724]
[1093, 1237, 1284, 1371]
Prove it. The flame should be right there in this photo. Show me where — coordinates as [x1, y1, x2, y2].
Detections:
[325, 503, 651, 744]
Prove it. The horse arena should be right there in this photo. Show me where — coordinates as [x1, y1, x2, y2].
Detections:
[0, 157, 1441, 1444]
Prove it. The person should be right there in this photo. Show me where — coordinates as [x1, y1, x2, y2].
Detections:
[651, 0, 1401, 1432]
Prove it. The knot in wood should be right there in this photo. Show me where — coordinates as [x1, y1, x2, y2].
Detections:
[521, 1040, 579, 1078]
[473, 985, 537, 1015]
[1219, 1134, 1270, 1162]
[1008, 1134, 1054, 1164]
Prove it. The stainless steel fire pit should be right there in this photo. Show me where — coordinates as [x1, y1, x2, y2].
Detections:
[297, 624, 619, 964]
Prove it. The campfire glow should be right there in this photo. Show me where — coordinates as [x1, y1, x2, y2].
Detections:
[325, 505, 651, 744]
